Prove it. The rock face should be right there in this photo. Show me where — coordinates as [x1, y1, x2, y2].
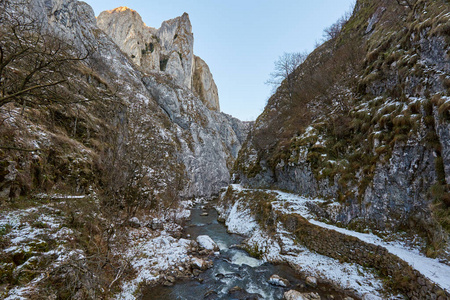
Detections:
[157, 13, 194, 89]
[193, 55, 220, 111]
[234, 0, 450, 247]
[142, 73, 250, 196]
[96, 7, 160, 70]
[97, 7, 220, 111]
[0, 0, 249, 201]
[95, 6, 250, 197]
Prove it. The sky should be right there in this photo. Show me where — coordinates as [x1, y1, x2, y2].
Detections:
[86, 0, 356, 121]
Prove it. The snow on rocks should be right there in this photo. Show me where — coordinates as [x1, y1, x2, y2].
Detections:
[283, 290, 304, 300]
[283, 290, 321, 300]
[218, 186, 387, 298]
[128, 217, 141, 228]
[0, 203, 84, 299]
[362, 294, 383, 300]
[305, 276, 317, 288]
[225, 184, 450, 295]
[196, 235, 219, 251]
[115, 231, 193, 299]
[225, 200, 257, 235]
[307, 218, 450, 292]
[268, 274, 290, 287]
[190, 257, 212, 270]
[249, 225, 384, 297]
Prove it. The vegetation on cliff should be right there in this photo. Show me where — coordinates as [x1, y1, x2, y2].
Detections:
[235, 0, 450, 255]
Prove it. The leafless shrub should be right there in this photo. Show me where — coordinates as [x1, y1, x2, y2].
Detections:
[266, 52, 308, 99]
[322, 1, 355, 42]
[0, 0, 91, 111]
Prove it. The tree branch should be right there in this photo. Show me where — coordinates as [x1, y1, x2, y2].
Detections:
[0, 80, 66, 107]
[0, 146, 41, 152]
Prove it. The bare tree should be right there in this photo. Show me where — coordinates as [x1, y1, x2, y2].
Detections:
[266, 52, 308, 100]
[0, 0, 90, 110]
[98, 95, 184, 220]
[322, 2, 354, 42]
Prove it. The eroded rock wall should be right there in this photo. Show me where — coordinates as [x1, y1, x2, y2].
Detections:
[97, 7, 220, 112]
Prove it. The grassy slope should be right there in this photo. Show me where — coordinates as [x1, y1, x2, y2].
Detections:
[235, 0, 450, 246]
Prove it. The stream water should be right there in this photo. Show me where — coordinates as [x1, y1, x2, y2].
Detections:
[145, 204, 347, 300]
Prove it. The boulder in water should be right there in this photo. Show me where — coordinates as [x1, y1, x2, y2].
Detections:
[190, 257, 212, 270]
[228, 286, 262, 299]
[283, 290, 321, 300]
[268, 274, 290, 287]
[204, 290, 218, 300]
[196, 235, 219, 251]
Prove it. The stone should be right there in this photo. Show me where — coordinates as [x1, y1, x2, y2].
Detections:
[204, 290, 218, 300]
[97, 7, 223, 113]
[305, 276, 317, 287]
[365, 7, 386, 34]
[417, 276, 425, 286]
[163, 280, 173, 286]
[200, 212, 209, 216]
[305, 293, 321, 300]
[283, 290, 305, 300]
[190, 257, 212, 271]
[157, 12, 194, 89]
[97, 7, 198, 91]
[97, 7, 160, 70]
[142, 74, 250, 197]
[283, 290, 321, 300]
[228, 286, 262, 300]
[196, 235, 219, 251]
[362, 294, 383, 300]
[150, 219, 164, 230]
[268, 274, 290, 287]
[128, 217, 141, 228]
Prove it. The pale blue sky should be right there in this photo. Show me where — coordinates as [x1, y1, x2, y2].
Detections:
[86, 0, 355, 121]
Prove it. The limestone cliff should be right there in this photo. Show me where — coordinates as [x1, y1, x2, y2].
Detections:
[193, 55, 220, 111]
[97, 7, 220, 111]
[0, 0, 248, 200]
[234, 0, 450, 255]
[96, 7, 160, 70]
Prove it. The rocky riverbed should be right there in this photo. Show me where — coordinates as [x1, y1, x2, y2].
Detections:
[145, 201, 351, 300]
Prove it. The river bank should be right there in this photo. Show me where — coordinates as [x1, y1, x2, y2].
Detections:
[145, 201, 350, 300]
[215, 185, 450, 300]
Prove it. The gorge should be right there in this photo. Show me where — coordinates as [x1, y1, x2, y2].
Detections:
[0, 0, 449, 299]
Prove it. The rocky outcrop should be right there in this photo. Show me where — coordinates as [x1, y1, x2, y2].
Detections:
[1, 0, 249, 200]
[97, 7, 220, 109]
[234, 0, 449, 247]
[193, 55, 220, 111]
[96, 7, 160, 70]
[142, 72, 250, 196]
[91, 5, 250, 197]
[97, 8, 195, 88]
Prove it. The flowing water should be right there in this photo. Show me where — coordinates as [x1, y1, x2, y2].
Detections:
[145, 204, 347, 300]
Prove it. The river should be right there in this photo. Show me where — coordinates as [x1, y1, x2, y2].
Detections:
[144, 203, 347, 300]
